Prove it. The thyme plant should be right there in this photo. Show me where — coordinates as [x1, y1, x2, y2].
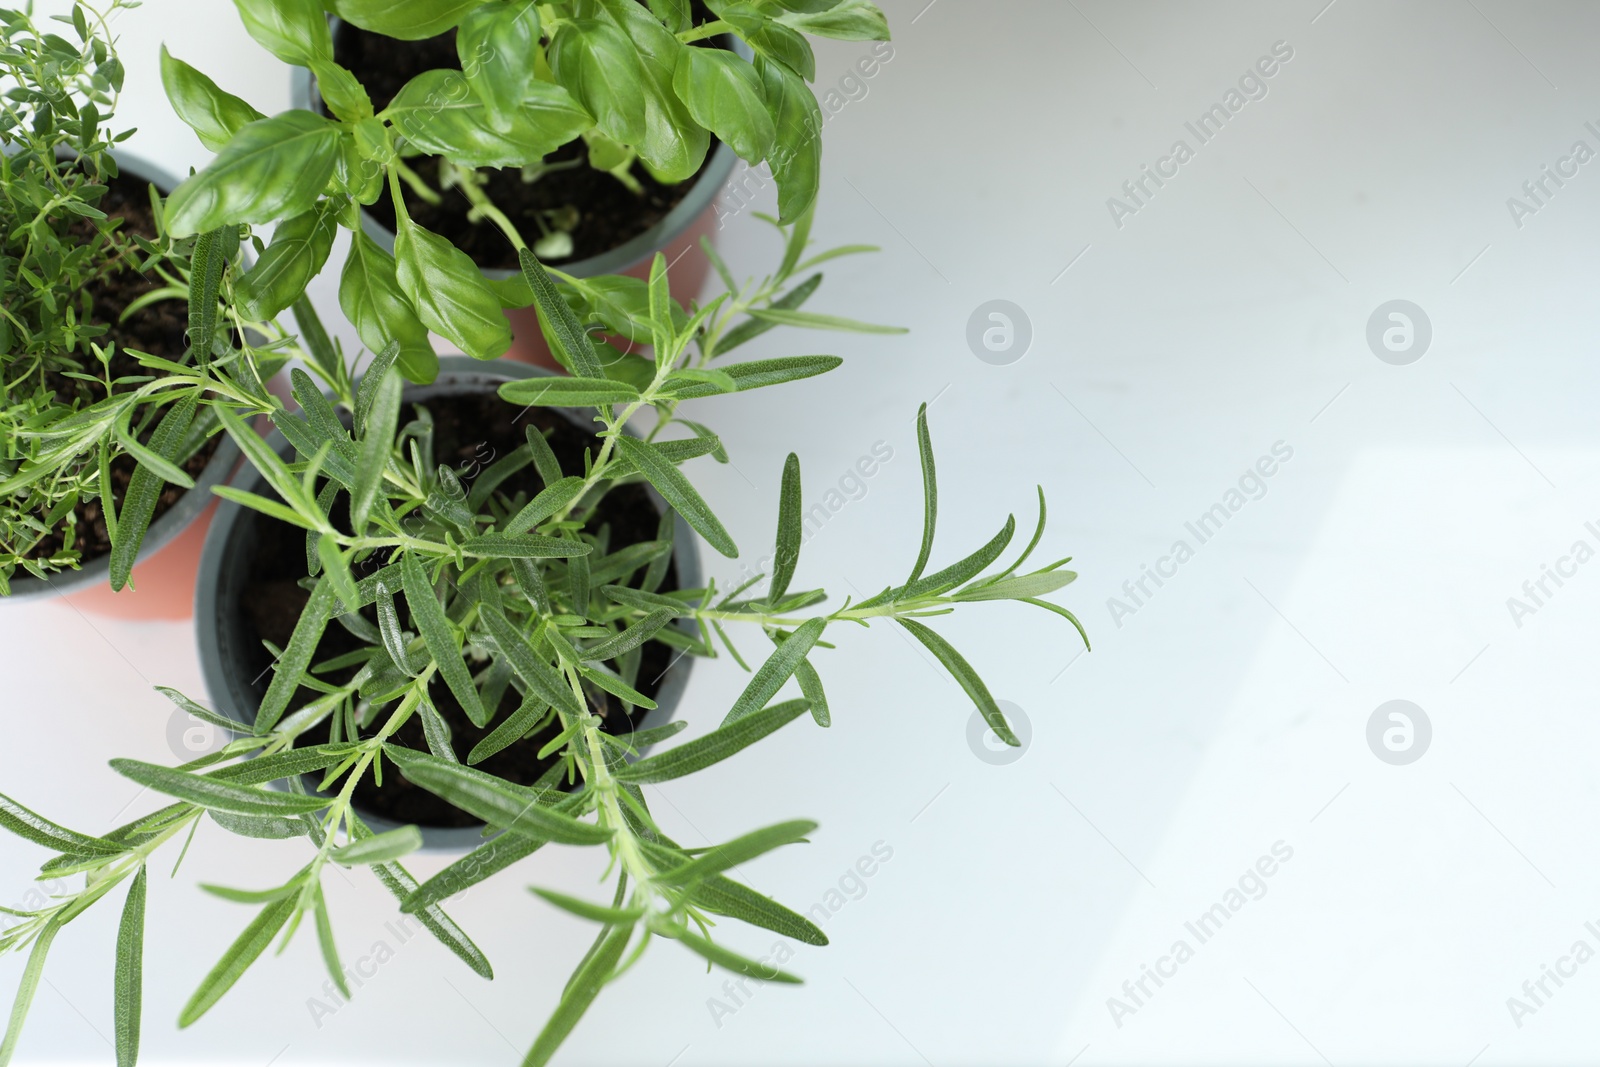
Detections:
[160, 0, 891, 381]
[0, 1, 230, 590]
[0, 235, 1088, 1065]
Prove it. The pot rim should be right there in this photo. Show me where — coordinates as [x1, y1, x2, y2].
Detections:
[195, 357, 703, 852]
[5, 150, 243, 602]
[291, 20, 746, 281]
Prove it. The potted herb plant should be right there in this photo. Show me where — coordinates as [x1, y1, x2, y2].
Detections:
[0, 242, 1089, 1064]
[0, 1, 258, 606]
[158, 0, 891, 373]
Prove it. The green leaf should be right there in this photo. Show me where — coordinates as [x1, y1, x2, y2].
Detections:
[110, 761, 329, 817]
[518, 249, 603, 377]
[0, 791, 121, 856]
[341, 233, 438, 384]
[721, 5, 815, 81]
[467, 694, 548, 765]
[582, 610, 675, 662]
[361, 816, 494, 978]
[383, 70, 591, 168]
[614, 435, 737, 559]
[672, 46, 774, 163]
[387, 749, 611, 845]
[374, 581, 417, 678]
[758, 56, 821, 223]
[794, 656, 830, 728]
[328, 0, 483, 38]
[199, 881, 303, 905]
[394, 218, 512, 361]
[480, 604, 585, 717]
[747, 307, 906, 334]
[160, 46, 265, 152]
[908, 403, 937, 583]
[165, 111, 342, 235]
[460, 533, 591, 559]
[457, 0, 542, 131]
[236, 202, 338, 320]
[156, 687, 243, 737]
[401, 824, 553, 912]
[505, 476, 585, 535]
[331, 825, 423, 865]
[110, 395, 197, 591]
[616, 698, 810, 783]
[178, 897, 296, 1028]
[722, 617, 825, 725]
[599, 0, 707, 181]
[670, 927, 801, 983]
[954, 570, 1077, 602]
[659, 355, 841, 399]
[549, 18, 646, 145]
[656, 819, 815, 886]
[207, 810, 309, 840]
[768, 453, 802, 603]
[525, 924, 632, 1067]
[773, 0, 891, 40]
[207, 746, 355, 786]
[401, 551, 490, 728]
[897, 618, 1017, 746]
[900, 515, 1014, 600]
[114, 866, 146, 1067]
[317, 535, 361, 613]
[255, 577, 338, 732]
[530, 887, 645, 926]
[212, 487, 314, 530]
[312, 881, 349, 1000]
[351, 364, 400, 533]
[692, 868, 827, 946]
[231, 0, 332, 64]
[0, 916, 61, 1066]
[497, 377, 640, 408]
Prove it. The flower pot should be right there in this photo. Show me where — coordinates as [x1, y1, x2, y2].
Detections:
[6, 152, 242, 614]
[293, 22, 744, 367]
[195, 358, 701, 850]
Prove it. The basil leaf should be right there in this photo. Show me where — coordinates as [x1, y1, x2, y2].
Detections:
[328, 0, 483, 39]
[231, 0, 332, 65]
[341, 234, 438, 384]
[235, 201, 338, 321]
[160, 46, 264, 152]
[549, 19, 646, 146]
[384, 69, 591, 168]
[457, 0, 541, 131]
[671, 47, 774, 163]
[394, 218, 512, 361]
[165, 111, 341, 235]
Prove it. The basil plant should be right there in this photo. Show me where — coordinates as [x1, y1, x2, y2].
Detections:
[0, 237, 1088, 1066]
[159, 0, 891, 384]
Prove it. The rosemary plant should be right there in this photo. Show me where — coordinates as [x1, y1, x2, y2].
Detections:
[0, 237, 1087, 1065]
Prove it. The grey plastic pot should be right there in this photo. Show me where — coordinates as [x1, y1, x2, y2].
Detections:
[6, 152, 242, 602]
[291, 21, 744, 281]
[195, 357, 701, 851]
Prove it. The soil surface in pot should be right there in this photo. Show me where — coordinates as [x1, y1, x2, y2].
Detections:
[238, 392, 679, 828]
[336, 9, 730, 271]
[21, 171, 220, 570]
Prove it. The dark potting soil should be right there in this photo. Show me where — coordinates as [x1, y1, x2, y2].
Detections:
[238, 391, 679, 827]
[333, 12, 729, 271]
[22, 172, 220, 568]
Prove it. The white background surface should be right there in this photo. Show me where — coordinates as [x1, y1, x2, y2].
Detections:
[5, 0, 1600, 1063]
